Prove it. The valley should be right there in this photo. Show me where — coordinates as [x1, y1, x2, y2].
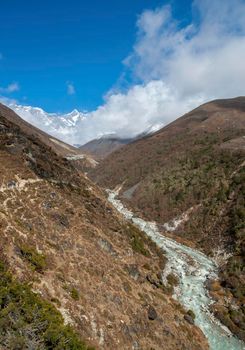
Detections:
[0, 104, 209, 349]
[2, 1, 245, 349]
[90, 97, 245, 344]
[108, 189, 244, 350]
[0, 98, 244, 349]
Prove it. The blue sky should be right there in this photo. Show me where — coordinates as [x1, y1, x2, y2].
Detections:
[0, 0, 192, 112]
[1, 0, 245, 145]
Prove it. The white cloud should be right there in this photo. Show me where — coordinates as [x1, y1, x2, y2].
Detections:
[67, 82, 76, 95]
[5, 0, 245, 145]
[0, 82, 20, 93]
[125, 0, 245, 99]
[77, 80, 203, 143]
[75, 0, 245, 143]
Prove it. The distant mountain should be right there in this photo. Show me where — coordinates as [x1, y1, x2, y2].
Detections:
[80, 135, 132, 159]
[9, 104, 163, 149]
[0, 103, 81, 157]
[0, 103, 208, 349]
[0, 103, 98, 173]
[89, 97, 245, 341]
[10, 104, 86, 146]
[80, 124, 164, 160]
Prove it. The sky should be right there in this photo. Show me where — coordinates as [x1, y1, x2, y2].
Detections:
[0, 0, 191, 112]
[1, 0, 245, 144]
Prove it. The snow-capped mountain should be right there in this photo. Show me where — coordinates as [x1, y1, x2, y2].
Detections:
[8, 103, 163, 146]
[10, 104, 87, 145]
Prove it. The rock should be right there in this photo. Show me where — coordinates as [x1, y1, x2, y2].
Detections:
[163, 326, 174, 337]
[146, 274, 161, 288]
[184, 314, 195, 325]
[127, 264, 141, 281]
[52, 213, 69, 228]
[43, 201, 52, 209]
[7, 180, 16, 188]
[148, 305, 157, 320]
[132, 340, 140, 349]
[98, 238, 116, 256]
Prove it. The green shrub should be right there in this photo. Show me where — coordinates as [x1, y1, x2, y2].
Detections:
[0, 260, 94, 350]
[19, 244, 47, 272]
[70, 288, 80, 301]
[124, 224, 150, 256]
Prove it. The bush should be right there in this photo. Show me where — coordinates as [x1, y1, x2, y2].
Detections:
[19, 244, 47, 272]
[0, 260, 94, 350]
[70, 288, 80, 301]
[124, 224, 150, 256]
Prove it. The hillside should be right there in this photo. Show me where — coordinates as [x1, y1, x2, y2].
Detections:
[90, 97, 245, 341]
[0, 104, 208, 349]
[80, 136, 132, 160]
[1, 103, 98, 173]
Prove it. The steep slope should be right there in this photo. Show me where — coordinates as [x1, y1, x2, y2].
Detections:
[0, 103, 82, 158]
[1, 103, 97, 173]
[0, 104, 208, 349]
[90, 97, 245, 341]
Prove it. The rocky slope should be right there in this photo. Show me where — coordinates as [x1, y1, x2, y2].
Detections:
[89, 97, 245, 341]
[0, 104, 208, 349]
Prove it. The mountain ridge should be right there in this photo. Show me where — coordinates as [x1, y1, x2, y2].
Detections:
[8, 103, 163, 147]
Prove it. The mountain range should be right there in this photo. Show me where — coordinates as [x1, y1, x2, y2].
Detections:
[8, 103, 162, 148]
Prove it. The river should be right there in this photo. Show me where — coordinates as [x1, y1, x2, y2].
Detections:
[107, 189, 245, 350]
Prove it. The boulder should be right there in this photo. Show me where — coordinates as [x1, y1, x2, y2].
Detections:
[148, 305, 157, 320]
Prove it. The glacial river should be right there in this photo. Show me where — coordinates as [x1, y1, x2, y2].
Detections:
[107, 190, 245, 350]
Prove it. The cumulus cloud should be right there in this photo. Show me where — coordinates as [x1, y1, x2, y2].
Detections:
[6, 0, 245, 145]
[77, 80, 203, 143]
[75, 0, 245, 143]
[67, 82, 76, 95]
[0, 82, 20, 93]
[125, 0, 245, 99]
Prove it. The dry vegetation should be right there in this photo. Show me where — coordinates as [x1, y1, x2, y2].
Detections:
[0, 104, 208, 349]
[90, 97, 245, 341]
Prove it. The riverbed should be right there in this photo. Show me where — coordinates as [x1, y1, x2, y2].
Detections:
[107, 189, 245, 350]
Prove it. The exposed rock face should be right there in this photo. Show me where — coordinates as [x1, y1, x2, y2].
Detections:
[0, 104, 209, 349]
[89, 97, 245, 341]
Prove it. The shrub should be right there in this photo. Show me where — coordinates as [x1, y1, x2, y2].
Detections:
[70, 288, 80, 301]
[19, 244, 46, 272]
[0, 260, 94, 350]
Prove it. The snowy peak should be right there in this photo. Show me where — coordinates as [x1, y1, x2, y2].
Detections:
[9, 104, 87, 145]
[8, 103, 163, 147]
